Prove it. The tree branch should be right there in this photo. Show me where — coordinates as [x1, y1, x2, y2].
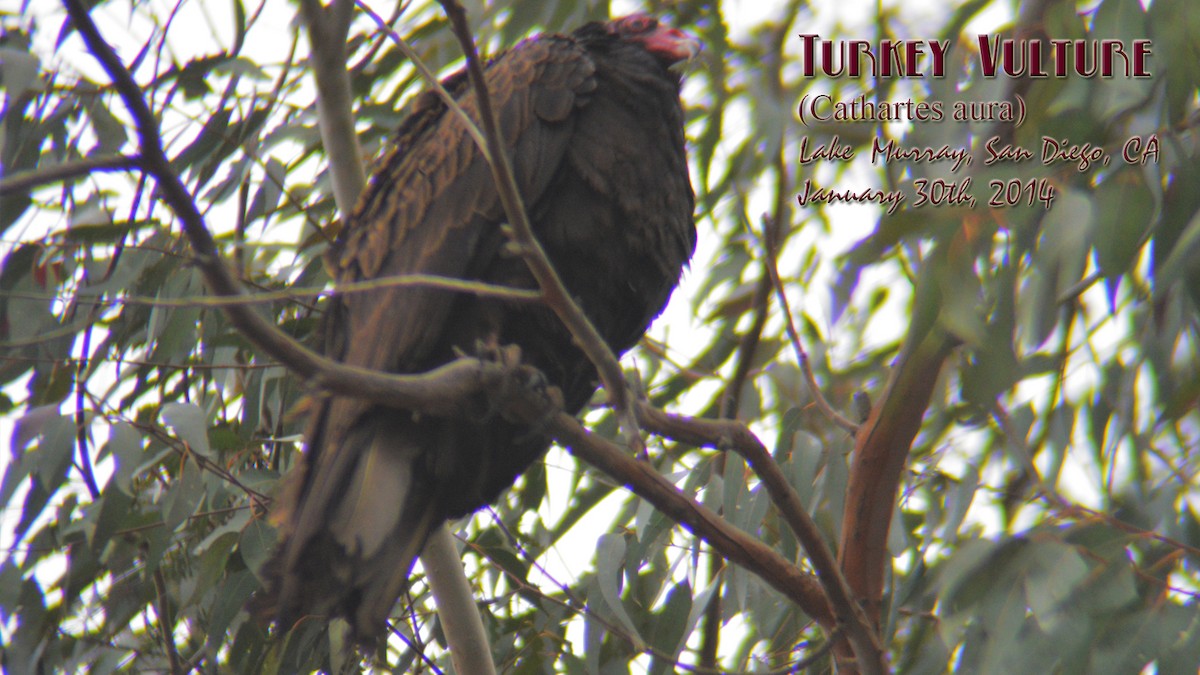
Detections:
[0, 154, 141, 196]
[539, 406, 833, 625]
[10, 274, 542, 311]
[74, 321, 101, 501]
[152, 567, 183, 675]
[637, 403, 885, 674]
[830, 229, 964, 675]
[435, 0, 645, 453]
[297, 0, 364, 214]
[421, 526, 495, 675]
[760, 214, 859, 435]
[837, 323, 956, 628]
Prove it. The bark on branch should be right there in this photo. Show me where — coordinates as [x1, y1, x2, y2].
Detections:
[638, 404, 885, 673]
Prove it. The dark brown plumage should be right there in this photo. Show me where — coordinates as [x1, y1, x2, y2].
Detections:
[254, 14, 698, 644]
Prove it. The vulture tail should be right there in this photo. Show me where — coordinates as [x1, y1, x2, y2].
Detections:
[253, 416, 443, 646]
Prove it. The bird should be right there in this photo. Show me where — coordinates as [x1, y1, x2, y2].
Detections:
[252, 13, 699, 645]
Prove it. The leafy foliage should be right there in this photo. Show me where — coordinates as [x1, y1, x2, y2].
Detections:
[3, 0, 1200, 672]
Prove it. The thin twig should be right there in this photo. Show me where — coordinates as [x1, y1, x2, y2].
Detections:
[790, 629, 842, 672]
[74, 320, 102, 501]
[153, 567, 184, 674]
[0, 154, 141, 195]
[385, 618, 445, 674]
[759, 214, 859, 435]
[3, 273, 542, 308]
[112, 505, 252, 538]
[537, 406, 833, 625]
[435, 0, 646, 454]
[1, 353, 281, 371]
[356, 0, 489, 155]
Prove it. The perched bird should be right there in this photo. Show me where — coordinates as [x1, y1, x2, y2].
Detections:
[254, 13, 699, 644]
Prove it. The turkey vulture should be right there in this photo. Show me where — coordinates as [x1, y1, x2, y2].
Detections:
[254, 14, 698, 643]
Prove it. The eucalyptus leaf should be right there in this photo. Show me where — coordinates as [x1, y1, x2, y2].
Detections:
[160, 402, 213, 457]
[594, 533, 643, 649]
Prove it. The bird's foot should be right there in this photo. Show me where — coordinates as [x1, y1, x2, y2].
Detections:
[465, 340, 564, 436]
[467, 340, 527, 421]
[510, 366, 564, 444]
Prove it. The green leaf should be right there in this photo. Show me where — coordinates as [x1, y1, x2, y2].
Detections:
[245, 157, 287, 226]
[594, 533, 643, 649]
[976, 574, 1030, 674]
[583, 608, 603, 674]
[1149, 0, 1200, 124]
[160, 402, 212, 457]
[163, 458, 206, 532]
[936, 538, 1002, 611]
[238, 517, 277, 582]
[103, 422, 143, 493]
[1154, 208, 1200, 297]
[941, 464, 979, 540]
[1041, 187, 1094, 294]
[89, 484, 134, 551]
[10, 411, 75, 541]
[0, 46, 41, 97]
[0, 558, 24, 614]
[1023, 542, 1088, 630]
[786, 430, 823, 512]
[1094, 167, 1154, 278]
[960, 322, 1021, 407]
[207, 569, 259, 650]
[213, 56, 270, 81]
[84, 95, 128, 154]
[648, 581, 693, 675]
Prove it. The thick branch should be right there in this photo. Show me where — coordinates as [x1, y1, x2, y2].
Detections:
[296, 4, 496, 669]
[421, 526, 496, 675]
[637, 404, 885, 674]
[838, 329, 956, 627]
[298, 0, 365, 214]
[541, 407, 833, 625]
